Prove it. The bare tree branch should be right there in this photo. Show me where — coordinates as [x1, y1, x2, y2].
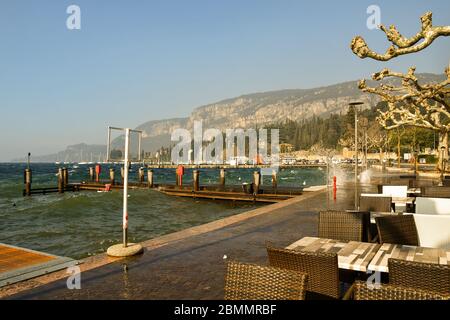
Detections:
[351, 12, 450, 61]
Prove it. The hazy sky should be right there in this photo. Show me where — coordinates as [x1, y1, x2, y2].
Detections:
[1, 0, 449, 161]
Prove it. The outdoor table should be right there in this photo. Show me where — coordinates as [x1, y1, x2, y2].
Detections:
[286, 237, 380, 272]
[367, 243, 450, 273]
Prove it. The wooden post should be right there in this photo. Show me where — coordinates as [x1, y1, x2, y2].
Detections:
[271, 170, 277, 190]
[24, 169, 32, 196]
[64, 168, 69, 188]
[253, 171, 261, 194]
[219, 169, 226, 186]
[139, 167, 145, 184]
[89, 167, 95, 181]
[147, 169, 154, 188]
[193, 170, 200, 192]
[58, 168, 64, 193]
[110, 168, 115, 185]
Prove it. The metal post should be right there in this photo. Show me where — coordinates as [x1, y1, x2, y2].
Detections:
[123, 129, 130, 248]
[355, 108, 358, 210]
[27, 152, 31, 170]
[350, 102, 363, 210]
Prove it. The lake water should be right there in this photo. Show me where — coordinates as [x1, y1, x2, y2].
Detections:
[0, 163, 327, 259]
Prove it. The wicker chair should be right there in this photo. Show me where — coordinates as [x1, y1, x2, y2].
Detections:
[388, 258, 450, 295]
[375, 215, 419, 246]
[224, 261, 308, 300]
[359, 196, 392, 213]
[318, 211, 368, 242]
[266, 245, 340, 299]
[347, 280, 450, 300]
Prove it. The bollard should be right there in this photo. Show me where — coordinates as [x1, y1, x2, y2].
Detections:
[253, 171, 261, 194]
[272, 170, 278, 190]
[95, 164, 102, 183]
[62, 168, 69, 187]
[110, 168, 115, 185]
[147, 169, 154, 188]
[121, 167, 124, 183]
[333, 176, 337, 201]
[193, 170, 200, 192]
[89, 167, 95, 181]
[139, 167, 145, 184]
[58, 168, 64, 193]
[24, 169, 32, 196]
[219, 169, 226, 186]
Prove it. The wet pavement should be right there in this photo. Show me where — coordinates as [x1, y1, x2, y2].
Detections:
[5, 186, 363, 300]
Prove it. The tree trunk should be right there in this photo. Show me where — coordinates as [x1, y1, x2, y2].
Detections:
[438, 131, 449, 171]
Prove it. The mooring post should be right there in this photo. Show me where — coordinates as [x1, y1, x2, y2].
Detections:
[219, 169, 226, 186]
[63, 168, 69, 187]
[193, 170, 200, 192]
[89, 167, 95, 181]
[147, 169, 154, 188]
[272, 170, 278, 190]
[58, 168, 64, 193]
[24, 168, 32, 196]
[110, 168, 115, 185]
[139, 167, 145, 184]
[253, 171, 261, 194]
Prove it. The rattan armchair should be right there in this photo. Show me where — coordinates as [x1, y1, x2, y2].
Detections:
[388, 258, 450, 295]
[359, 196, 393, 213]
[346, 280, 450, 300]
[375, 215, 419, 246]
[318, 210, 368, 242]
[266, 245, 340, 299]
[224, 261, 308, 300]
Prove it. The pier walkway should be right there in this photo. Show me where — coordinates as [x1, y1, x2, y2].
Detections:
[1, 185, 370, 299]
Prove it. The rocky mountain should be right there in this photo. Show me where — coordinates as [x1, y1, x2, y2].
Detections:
[135, 73, 444, 152]
[14, 73, 445, 162]
[12, 143, 107, 163]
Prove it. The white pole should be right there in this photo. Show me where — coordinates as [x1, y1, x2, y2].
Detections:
[123, 128, 130, 248]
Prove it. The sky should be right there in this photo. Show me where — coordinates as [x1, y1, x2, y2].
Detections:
[0, 0, 449, 161]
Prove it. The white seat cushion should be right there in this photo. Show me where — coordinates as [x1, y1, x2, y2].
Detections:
[413, 214, 450, 250]
[415, 197, 450, 215]
[382, 185, 408, 198]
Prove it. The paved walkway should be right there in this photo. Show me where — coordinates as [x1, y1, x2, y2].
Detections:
[3, 186, 365, 300]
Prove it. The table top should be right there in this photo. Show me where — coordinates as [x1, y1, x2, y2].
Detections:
[368, 243, 450, 273]
[286, 237, 380, 272]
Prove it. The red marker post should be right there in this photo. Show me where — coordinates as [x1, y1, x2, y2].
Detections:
[95, 164, 102, 182]
[333, 176, 337, 201]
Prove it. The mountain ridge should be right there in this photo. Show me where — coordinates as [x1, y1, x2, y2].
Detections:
[12, 73, 446, 162]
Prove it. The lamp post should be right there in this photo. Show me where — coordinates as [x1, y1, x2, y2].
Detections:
[106, 126, 144, 257]
[350, 102, 364, 210]
[440, 146, 446, 186]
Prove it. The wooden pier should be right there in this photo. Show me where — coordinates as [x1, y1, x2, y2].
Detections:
[0, 243, 77, 288]
[21, 166, 308, 203]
